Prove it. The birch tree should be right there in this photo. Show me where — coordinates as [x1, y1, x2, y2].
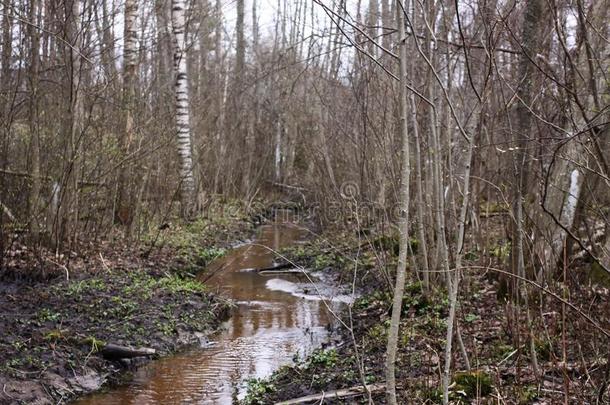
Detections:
[116, 0, 139, 228]
[172, 0, 196, 215]
[535, 0, 608, 276]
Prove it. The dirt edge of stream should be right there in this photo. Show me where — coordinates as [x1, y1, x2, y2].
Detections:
[245, 219, 610, 404]
[0, 202, 276, 405]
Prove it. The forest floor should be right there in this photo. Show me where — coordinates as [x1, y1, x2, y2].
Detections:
[0, 200, 268, 404]
[245, 214, 610, 404]
[1, 203, 608, 405]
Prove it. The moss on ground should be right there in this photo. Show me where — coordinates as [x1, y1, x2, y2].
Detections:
[254, 225, 610, 404]
[0, 201, 263, 404]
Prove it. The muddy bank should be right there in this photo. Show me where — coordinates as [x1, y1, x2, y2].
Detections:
[72, 217, 352, 404]
[0, 203, 263, 404]
[248, 221, 610, 404]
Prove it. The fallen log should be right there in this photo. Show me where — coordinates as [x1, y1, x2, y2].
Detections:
[100, 344, 156, 361]
[275, 383, 386, 404]
[254, 263, 292, 272]
[259, 269, 305, 275]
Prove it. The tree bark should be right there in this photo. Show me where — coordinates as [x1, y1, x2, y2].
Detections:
[116, 0, 139, 229]
[234, 0, 246, 191]
[28, 0, 42, 242]
[59, 0, 84, 247]
[508, 0, 543, 295]
[172, 0, 196, 216]
[235, 0, 245, 76]
[100, 343, 155, 360]
[385, 2, 411, 403]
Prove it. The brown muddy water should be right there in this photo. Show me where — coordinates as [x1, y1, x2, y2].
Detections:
[74, 219, 350, 404]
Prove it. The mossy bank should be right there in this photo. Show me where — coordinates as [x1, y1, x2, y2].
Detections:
[242, 222, 610, 404]
[0, 200, 266, 404]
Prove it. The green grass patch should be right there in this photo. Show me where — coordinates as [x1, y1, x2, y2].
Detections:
[242, 378, 276, 405]
[66, 278, 108, 296]
[452, 370, 493, 399]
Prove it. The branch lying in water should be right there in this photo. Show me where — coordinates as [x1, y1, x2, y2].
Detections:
[100, 344, 156, 361]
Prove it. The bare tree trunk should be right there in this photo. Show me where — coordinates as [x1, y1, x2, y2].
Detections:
[442, 141, 474, 404]
[172, 0, 195, 215]
[410, 82, 429, 288]
[385, 2, 412, 403]
[100, 0, 116, 78]
[234, 0, 245, 192]
[243, 0, 258, 195]
[1, 0, 13, 126]
[314, 0, 344, 192]
[211, 0, 223, 193]
[59, 0, 84, 248]
[0, 0, 12, 266]
[274, 116, 282, 182]
[1, 0, 11, 92]
[235, 0, 245, 76]
[116, 0, 138, 229]
[508, 0, 543, 295]
[367, 0, 378, 56]
[154, 0, 170, 91]
[28, 0, 41, 242]
[381, 0, 391, 50]
[408, 0, 429, 288]
[536, 0, 605, 275]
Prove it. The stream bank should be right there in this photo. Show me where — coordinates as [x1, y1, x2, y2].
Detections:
[246, 217, 610, 404]
[72, 212, 352, 404]
[0, 201, 263, 404]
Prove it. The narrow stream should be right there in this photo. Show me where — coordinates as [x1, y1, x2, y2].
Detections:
[74, 218, 347, 404]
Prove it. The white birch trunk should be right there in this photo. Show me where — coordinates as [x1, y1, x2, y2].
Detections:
[124, 0, 137, 123]
[538, 139, 585, 271]
[172, 0, 195, 214]
[274, 117, 282, 182]
[116, 0, 138, 228]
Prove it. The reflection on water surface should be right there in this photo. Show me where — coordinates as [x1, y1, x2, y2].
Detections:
[74, 219, 346, 404]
